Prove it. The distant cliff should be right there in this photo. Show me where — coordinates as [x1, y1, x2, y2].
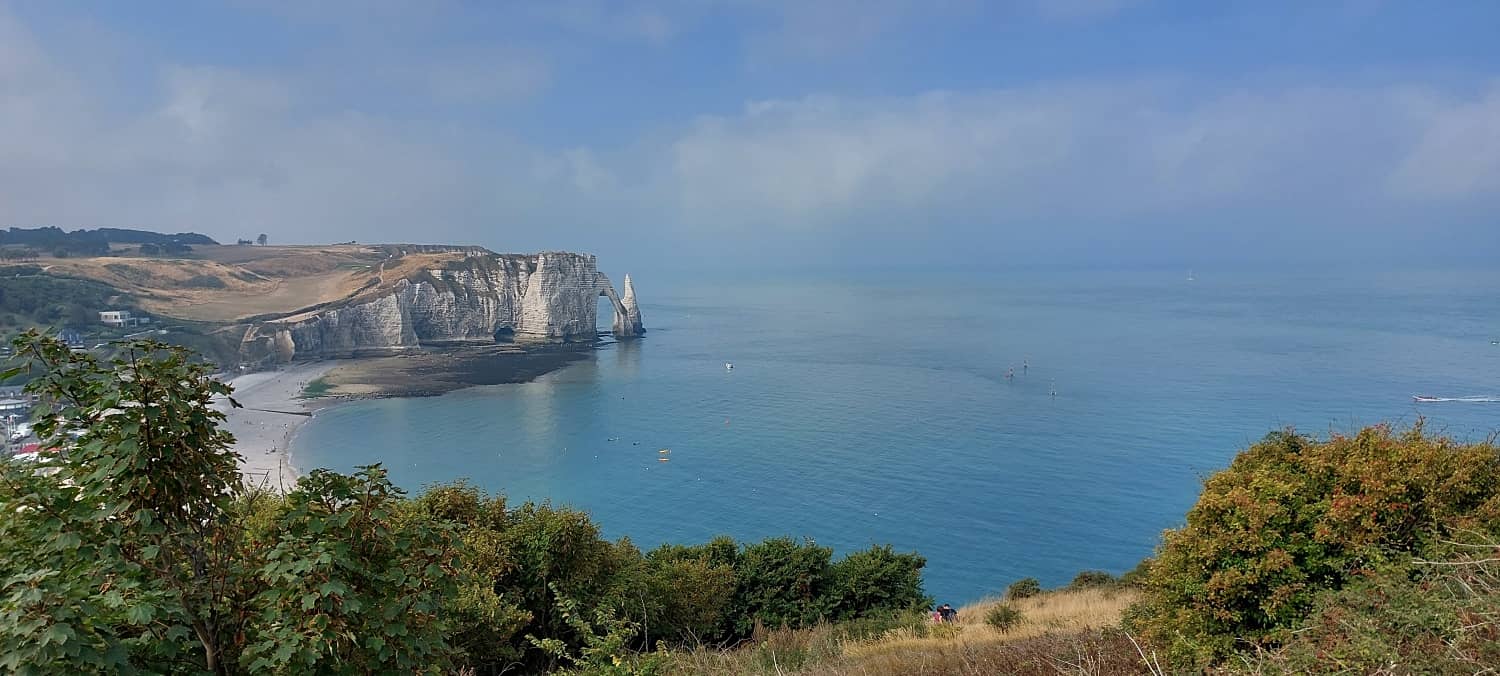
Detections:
[237, 251, 643, 362]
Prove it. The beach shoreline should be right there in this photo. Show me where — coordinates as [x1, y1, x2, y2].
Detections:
[220, 342, 598, 491]
[219, 362, 338, 493]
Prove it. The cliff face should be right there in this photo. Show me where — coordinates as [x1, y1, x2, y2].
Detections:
[239, 252, 642, 361]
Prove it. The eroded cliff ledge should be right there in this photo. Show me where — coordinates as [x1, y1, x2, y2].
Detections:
[237, 251, 643, 362]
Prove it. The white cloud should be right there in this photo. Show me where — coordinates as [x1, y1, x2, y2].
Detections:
[661, 82, 1500, 236]
[1387, 85, 1500, 200]
[1, 5, 1495, 263]
[159, 66, 293, 140]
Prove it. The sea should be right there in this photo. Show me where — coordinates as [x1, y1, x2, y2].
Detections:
[293, 265, 1500, 604]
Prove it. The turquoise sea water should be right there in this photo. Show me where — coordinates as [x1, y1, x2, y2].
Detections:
[294, 266, 1500, 604]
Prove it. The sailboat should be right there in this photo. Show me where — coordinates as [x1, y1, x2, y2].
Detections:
[1187, 269, 1196, 282]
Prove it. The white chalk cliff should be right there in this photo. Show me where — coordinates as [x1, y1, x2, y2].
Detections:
[238, 251, 643, 362]
[614, 273, 644, 338]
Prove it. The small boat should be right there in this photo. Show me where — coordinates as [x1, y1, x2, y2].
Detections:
[1187, 269, 1196, 282]
[658, 448, 670, 454]
[657, 457, 670, 463]
[725, 362, 734, 370]
[1413, 395, 1500, 403]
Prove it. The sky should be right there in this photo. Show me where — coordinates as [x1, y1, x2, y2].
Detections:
[1, 1, 1497, 270]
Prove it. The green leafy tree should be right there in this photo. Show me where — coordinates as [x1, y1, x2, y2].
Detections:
[0, 331, 251, 673]
[414, 482, 532, 672]
[1246, 537, 1500, 673]
[825, 545, 930, 620]
[0, 333, 473, 675]
[243, 466, 459, 674]
[1127, 424, 1500, 666]
[1067, 570, 1118, 590]
[636, 549, 737, 645]
[0, 454, 137, 672]
[498, 501, 627, 656]
[1006, 577, 1042, 600]
[527, 584, 670, 676]
[730, 537, 834, 634]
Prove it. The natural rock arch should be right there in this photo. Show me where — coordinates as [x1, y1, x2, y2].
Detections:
[240, 252, 643, 360]
[604, 273, 644, 339]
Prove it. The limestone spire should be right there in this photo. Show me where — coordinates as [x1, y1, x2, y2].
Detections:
[619, 273, 644, 337]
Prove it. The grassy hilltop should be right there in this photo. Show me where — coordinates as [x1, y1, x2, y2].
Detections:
[2, 332, 1498, 674]
[1, 233, 484, 326]
[0, 227, 503, 371]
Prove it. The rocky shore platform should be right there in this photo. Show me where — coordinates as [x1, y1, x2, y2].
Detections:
[306, 342, 594, 399]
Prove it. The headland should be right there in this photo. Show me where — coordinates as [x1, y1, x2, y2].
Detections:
[0, 230, 646, 490]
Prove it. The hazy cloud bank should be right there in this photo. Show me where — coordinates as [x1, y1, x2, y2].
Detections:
[1, 5, 1495, 265]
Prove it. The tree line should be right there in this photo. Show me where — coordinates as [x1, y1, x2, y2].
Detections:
[0, 227, 217, 258]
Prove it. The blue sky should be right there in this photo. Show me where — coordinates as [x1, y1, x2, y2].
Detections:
[1, 1, 1497, 268]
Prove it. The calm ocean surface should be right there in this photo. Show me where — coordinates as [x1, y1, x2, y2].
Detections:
[294, 266, 1500, 604]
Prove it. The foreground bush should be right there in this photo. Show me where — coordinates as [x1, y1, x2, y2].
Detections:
[1241, 541, 1500, 674]
[1127, 424, 1500, 667]
[243, 467, 459, 673]
[1067, 570, 1118, 590]
[1006, 577, 1042, 600]
[984, 604, 1024, 631]
[0, 333, 474, 673]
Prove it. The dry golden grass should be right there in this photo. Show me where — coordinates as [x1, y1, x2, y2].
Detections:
[671, 588, 1147, 676]
[841, 587, 1139, 660]
[5, 245, 473, 323]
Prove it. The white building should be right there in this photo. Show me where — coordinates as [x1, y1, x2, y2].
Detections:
[0, 399, 29, 416]
[99, 310, 146, 327]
